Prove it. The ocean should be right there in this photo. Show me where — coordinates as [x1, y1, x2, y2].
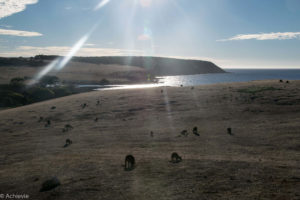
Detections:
[157, 69, 300, 87]
[85, 69, 300, 90]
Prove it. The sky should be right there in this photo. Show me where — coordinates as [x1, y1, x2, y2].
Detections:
[0, 0, 300, 68]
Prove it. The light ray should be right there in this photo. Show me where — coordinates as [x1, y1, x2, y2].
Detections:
[29, 24, 98, 85]
[55, 34, 89, 70]
[94, 0, 111, 10]
[28, 58, 60, 85]
[162, 87, 176, 133]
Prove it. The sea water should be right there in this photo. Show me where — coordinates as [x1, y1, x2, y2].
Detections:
[86, 69, 300, 90]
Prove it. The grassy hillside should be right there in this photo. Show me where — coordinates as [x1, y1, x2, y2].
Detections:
[0, 80, 299, 199]
[0, 56, 225, 84]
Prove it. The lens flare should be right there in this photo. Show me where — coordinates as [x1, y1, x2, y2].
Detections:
[94, 0, 111, 10]
[140, 0, 152, 7]
[28, 58, 60, 85]
[55, 34, 89, 71]
[29, 24, 98, 85]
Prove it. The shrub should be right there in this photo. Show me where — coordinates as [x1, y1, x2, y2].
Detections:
[10, 77, 25, 84]
[52, 87, 72, 97]
[40, 76, 60, 87]
[26, 87, 55, 102]
[9, 77, 26, 93]
[99, 78, 110, 85]
[0, 91, 25, 107]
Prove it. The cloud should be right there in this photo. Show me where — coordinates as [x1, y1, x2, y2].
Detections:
[0, 0, 38, 19]
[0, 28, 42, 37]
[218, 32, 300, 41]
[0, 46, 144, 57]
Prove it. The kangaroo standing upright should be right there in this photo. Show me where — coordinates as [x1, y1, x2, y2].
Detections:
[124, 155, 135, 171]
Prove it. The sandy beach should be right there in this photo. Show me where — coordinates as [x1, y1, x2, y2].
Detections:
[0, 80, 299, 200]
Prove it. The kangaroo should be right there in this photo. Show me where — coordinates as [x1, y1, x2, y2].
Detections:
[193, 126, 199, 136]
[65, 124, 73, 130]
[150, 131, 154, 137]
[124, 155, 135, 171]
[81, 103, 87, 109]
[227, 127, 232, 135]
[63, 139, 72, 148]
[171, 152, 182, 163]
[38, 117, 44, 122]
[181, 130, 188, 137]
[45, 120, 51, 127]
[96, 100, 100, 105]
[66, 139, 72, 145]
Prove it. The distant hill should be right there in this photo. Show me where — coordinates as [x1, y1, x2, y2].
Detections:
[0, 55, 225, 76]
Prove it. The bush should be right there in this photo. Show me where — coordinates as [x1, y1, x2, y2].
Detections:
[99, 78, 110, 85]
[52, 87, 72, 97]
[0, 91, 25, 107]
[10, 77, 25, 84]
[9, 77, 26, 93]
[40, 76, 60, 87]
[26, 87, 55, 102]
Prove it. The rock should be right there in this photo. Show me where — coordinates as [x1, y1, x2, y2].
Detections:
[40, 177, 61, 192]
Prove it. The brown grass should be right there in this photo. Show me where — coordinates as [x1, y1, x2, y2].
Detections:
[0, 80, 300, 199]
[0, 61, 148, 84]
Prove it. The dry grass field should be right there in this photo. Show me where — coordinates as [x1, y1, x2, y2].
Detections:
[0, 61, 148, 84]
[0, 80, 300, 199]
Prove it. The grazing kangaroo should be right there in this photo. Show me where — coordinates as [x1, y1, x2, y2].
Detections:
[66, 139, 72, 145]
[63, 124, 73, 132]
[45, 120, 51, 127]
[193, 126, 199, 136]
[38, 117, 44, 122]
[65, 124, 73, 130]
[171, 152, 182, 163]
[181, 130, 188, 137]
[63, 139, 72, 148]
[124, 155, 135, 171]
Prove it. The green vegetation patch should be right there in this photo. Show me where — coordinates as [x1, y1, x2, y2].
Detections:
[237, 86, 281, 95]
[0, 76, 78, 108]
